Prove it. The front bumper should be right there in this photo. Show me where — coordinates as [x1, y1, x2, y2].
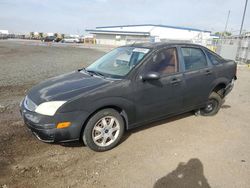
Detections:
[20, 100, 90, 143]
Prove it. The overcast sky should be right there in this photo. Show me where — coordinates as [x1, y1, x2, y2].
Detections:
[0, 0, 249, 34]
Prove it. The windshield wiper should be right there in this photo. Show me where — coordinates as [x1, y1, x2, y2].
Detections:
[85, 69, 105, 78]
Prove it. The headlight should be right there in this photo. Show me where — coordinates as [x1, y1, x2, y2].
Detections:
[35, 101, 66, 116]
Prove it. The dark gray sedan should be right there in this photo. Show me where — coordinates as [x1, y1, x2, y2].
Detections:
[20, 42, 237, 151]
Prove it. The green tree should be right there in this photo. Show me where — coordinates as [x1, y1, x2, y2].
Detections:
[215, 31, 232, 37]
[39, 32, 43, 39]
[30, 32, 34, 39]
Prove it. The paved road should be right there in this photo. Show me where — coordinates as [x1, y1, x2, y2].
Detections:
[0, 40, 250, 188]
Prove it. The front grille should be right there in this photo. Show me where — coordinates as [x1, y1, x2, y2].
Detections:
[24, 96, 37, 111]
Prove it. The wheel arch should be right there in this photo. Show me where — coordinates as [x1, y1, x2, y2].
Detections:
[212, 83, 226, 92]
[209, 78, 229, 97]
[80, 105, 129, 139]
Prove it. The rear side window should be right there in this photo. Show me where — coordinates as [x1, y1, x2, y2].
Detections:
[206, 51, 223, 65]
[146, 48, 178, 74]
[181, 47, 207, 71]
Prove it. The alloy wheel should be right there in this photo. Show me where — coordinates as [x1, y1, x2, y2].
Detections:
[92, 116, 120, 147]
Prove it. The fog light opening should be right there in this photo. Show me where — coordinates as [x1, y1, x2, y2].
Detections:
[57, 122, 71, 129]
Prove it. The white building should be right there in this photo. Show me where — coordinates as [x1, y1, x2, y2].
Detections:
[0, 30, 9, 35]
[86, 24, 212, 46]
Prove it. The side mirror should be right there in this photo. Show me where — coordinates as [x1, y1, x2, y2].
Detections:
[141, 72, 160, 81]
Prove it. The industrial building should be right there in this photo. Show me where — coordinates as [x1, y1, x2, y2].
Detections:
[0, 30, 9, 39]
[0, 30, 9, 35]
[86, 24, 212, 46]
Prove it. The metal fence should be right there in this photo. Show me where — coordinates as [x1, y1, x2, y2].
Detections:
[216, 34, 250, 64]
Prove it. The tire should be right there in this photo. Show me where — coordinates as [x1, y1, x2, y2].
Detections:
[217, 88, 225, 98]
[83, 108, 125, 152]
[200, 92, 222, 116]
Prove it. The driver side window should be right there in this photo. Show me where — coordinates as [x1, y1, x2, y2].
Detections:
[146, 48, 178, 74]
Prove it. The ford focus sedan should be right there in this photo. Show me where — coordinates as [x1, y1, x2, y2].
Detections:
[20, 42, 236, 151]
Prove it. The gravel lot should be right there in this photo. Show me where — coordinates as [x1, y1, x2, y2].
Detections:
[0, 40, 250, 188]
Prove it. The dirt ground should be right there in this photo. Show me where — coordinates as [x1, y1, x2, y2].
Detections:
[0, 40, 250, 188]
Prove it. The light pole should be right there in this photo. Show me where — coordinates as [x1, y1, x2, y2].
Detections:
[224, 10, 231, 35]
[239, 0, 248, 36]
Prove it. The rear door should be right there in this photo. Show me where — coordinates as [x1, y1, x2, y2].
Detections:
[179, 46, 215, 108]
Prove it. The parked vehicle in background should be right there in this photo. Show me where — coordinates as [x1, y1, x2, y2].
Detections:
[42, 36, 56, 42]
[54, 37, 62, 42]
[20, 42, 237, 152]
[61, 37, 80, 43]
[0, 34, 8, 40]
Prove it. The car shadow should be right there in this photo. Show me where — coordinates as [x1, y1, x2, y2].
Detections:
[120, 112, 193, 144]
[59, 112, 193, 148]
[153, 158, 211, 188]
[59, 141, 84, 147]
[218, 98, 231, 109]
[221, 104, 231, 109]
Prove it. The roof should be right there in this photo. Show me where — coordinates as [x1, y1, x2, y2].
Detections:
[95, 24, 211, 33]
[85, 29, 150, 36]
[125, 42, 205, 49]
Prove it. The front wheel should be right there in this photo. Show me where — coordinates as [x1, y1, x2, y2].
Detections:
[200, 92, 222, 116]
[83, 108, 125, 152]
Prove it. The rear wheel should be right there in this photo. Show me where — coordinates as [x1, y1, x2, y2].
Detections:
[200, 92, 222, 116]
[83, 108, 124, 152]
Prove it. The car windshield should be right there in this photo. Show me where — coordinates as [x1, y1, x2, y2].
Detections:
[85, 47, 150, 78]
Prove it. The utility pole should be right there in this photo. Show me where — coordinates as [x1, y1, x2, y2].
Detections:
[239, 0, 248, 36]
[224, 10, 231, 35]
[219, 10, 231, 39]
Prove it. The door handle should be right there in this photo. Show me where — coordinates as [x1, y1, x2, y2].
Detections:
[170, 78, 181, 85]
[205, 69, 212, 75]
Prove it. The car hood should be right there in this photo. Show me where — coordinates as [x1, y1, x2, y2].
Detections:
[28, 71, 110, 105]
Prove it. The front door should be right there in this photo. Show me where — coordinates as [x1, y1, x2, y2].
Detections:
[133, 47, 184, 124]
